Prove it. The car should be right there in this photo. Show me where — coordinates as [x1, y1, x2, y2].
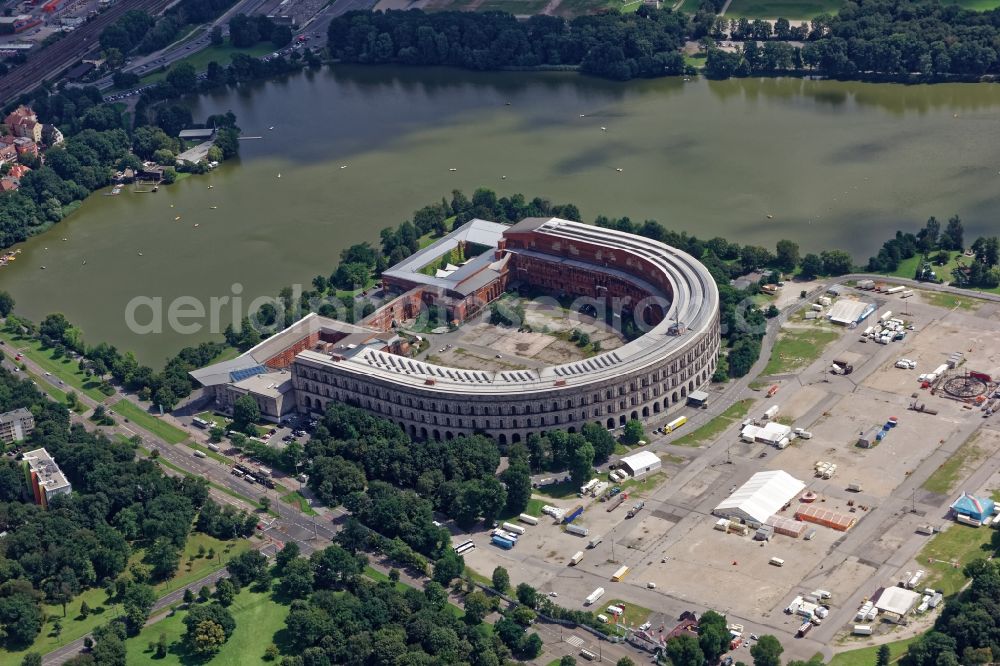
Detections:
[639, 622, 651, 631]
[548, 591, 558, 597]
[750, 633, 759, 641]
[44, 372, 51, 376]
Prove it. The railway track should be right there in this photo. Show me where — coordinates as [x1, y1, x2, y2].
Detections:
[0, 0, 172, 101]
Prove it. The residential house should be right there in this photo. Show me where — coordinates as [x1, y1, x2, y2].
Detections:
[0, 143, 16, 166]
[0, 408, 34, 444]
[0, 178, 18, 192]
[7, 164, 30, 180]
[42, 124, 64, 146]
[21, 447, 71, 508]
[4, 106, 42, 143]
[13, 137, 38, 158]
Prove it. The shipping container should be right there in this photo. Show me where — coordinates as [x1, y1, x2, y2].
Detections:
[611, 565, 630, 581]
[501, 522, 525, 535]
[901, 290, 914, 298]
[584, 587, 605, 605]
[764, 405, 779, 420]
[853, 625, 872, 636]
[565, 523, 590, 537]
[518, 513, 539, 525]
[880, 310, 893, 321]
[588, 535, 603, 548]
[491, 535, 514, 549]
[570, 551, 584, 566]
[797, 621, 812, 637]
[207, 443, 220, 452]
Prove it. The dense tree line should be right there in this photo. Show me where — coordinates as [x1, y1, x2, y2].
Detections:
[706, 0, 1000, 79]
[328, 8, 690, 80]
[0, 367, 252, 654]
[99, 0, 239, 58]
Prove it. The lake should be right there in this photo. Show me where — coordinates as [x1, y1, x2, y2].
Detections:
[4, 66, 1000, 365]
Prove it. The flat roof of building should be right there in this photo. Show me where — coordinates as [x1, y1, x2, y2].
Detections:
[828, 299, 875, 325]
[873, 586, 920, 616]
[380, 218, 508, 296]
[0, 407, 32, 425]
[178, 128, 216, 139]
[232, 371, 293, 399]
[300, 218, 719, 395]
[22, 447, 70, 493]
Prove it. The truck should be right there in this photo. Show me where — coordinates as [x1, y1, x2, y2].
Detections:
[769, 557, 785, 567]
[626, 501, 645, 518]
[763, 405, 779, 420]
[580, 479, 599, 495]
[900, 290, 914, 298]
[570, 551, 585, 566]
[832, 357, 855, 374]
[491, 535, 514, 549]
[853, 625, 873, 636]
[797, 621, 813, 637]
[611, 566, 630, 581]
[607, 494, 628, 512]
[588, 535, 603, 548]
[493, 529, 520, 542]
[518, 513, 539, 526]
[584, 587, 605, 606]
[665, 416, 687, 433]
[886, 286, 905, 294]
[591, 481, 609, 497]
[566, 523, 590, 537]
[502, 522, 526, 536]
[794, 428, 812, 439]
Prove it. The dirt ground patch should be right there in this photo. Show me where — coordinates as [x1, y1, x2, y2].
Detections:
[770, 392, 961, 499]
[779, 385, 829, 421]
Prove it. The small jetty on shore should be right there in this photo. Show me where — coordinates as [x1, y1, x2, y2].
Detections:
[0, 249, 21, 267]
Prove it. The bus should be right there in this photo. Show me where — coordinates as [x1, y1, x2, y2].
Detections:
[611, 565, 630, 582]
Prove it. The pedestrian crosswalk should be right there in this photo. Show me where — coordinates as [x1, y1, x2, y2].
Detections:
[565, 635, 584, 648]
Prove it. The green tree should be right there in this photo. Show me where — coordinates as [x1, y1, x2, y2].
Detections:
[214, 578, 236, 607]
[799, 253, 823, 278]
[191, 619, 226, 655]
[0, 291, 14, 317]
[775, 239, 800, 272]
[491, 566, 510, 593]
[231, 394, 260, 435]
[568, 439, 595, 488]
[259, 495, 271, 512]
[876, 644, 890, 666]
[750, 634, 784, 666]
[621, 419, 644, 446]
[515, 583, 537, 608]
[183, 588, 195, 604]
[210, 26, 224, 46]
[500, 462, 531, 516]
[560, 657, 577, 666]
[697, 610, 729, 662]
[665, 634, 704, 666]
[20, 654, 42, 666]
[280, 558, 314, 599]
[433, 549, 464, 585]
[122, 582, 156, 634]
[616, 658, 636, 666]
[463, 590, 490, 625]
[820, 249, 853, 276]
[145, 537, 180, 581]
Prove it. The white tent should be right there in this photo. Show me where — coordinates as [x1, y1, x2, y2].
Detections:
[713, 470, 805, 526]
[874, 587, 920, 616]
[619, 450, 662, 478]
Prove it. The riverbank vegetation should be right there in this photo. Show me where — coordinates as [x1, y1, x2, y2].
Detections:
[330, 1, 1000, 82]
[0, 85, 241, 251]
[0, 367, 255, 664]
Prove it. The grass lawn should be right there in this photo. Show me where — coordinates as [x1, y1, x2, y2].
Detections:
[619, 471, 665, 496]
[604, 599, 653, 628]
[281, 491, 318, 516]
[671, 399, 754, 447]
[0, 535, 248, 666]
[137, 39, 274, 85]
[921, 436, 985, 495]
[208, 346, 241, 364]
[918, 289, 982, 312]
[684, 53, 707, 69]
[942, 0, 1000, 9]
[920, 523, 995, 595]
[21, 367, 86, 412]
[553, 0, 629, 16]
[125, 587, 289, 665]
[762, 326, 841, 376]
[534, 479, 577, 499]
[724, 0, 844, 17]
[195, 411, 230, 428]
[830, 635, 920, 666]
[111, 399, 189, 444]
[0, 331, 105, 400]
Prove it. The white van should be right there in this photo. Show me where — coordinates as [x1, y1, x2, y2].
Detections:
[769, 557, 785, 567]
[597, 614, 609, 624]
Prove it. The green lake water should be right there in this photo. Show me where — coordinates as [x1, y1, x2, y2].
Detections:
[4, 66, 1000, 364]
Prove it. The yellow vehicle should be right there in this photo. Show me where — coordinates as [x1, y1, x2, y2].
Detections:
[611, 565, 630, 582]
[664, 416, 688, 433]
